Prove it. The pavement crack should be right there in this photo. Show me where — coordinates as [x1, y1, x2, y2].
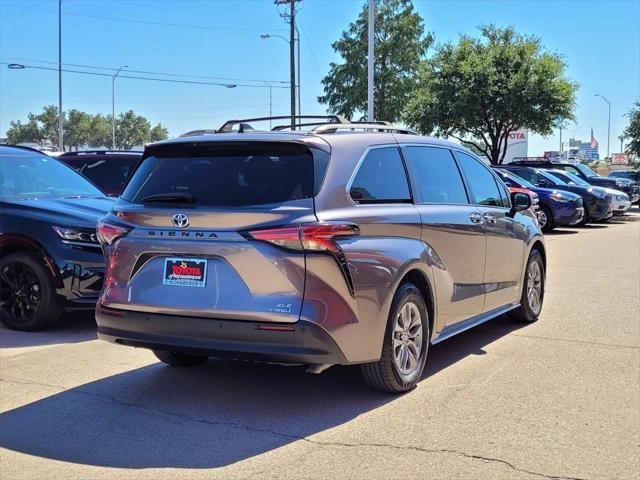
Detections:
[510, 334, 639, 350]
[15, 383, 587, 480]
[0, 378, 68, 391]
[292, 439, 589, 480]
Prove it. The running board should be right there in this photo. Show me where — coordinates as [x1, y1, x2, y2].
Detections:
[431, 303, 520, 345]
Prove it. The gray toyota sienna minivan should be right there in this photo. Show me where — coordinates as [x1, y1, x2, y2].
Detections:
[96, 116, 545, 393]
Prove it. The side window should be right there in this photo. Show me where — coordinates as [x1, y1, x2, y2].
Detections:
[403, 146, 468, 204]
[350, 147, 411, 203]
[496, 179, 511, 207]
[565, 166, 580, 176]
[455, 152, 505, 207]
[512, 169, 539, 186]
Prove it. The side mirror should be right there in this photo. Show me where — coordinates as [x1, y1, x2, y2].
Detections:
[510, 191, 531, 214]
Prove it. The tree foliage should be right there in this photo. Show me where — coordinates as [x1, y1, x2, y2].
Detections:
[405, 25, 578, 164]
[5, 105, 169, 151]
[318, 0, 432, 122]
[623, 102, 640, 157]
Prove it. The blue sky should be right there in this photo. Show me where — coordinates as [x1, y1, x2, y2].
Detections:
[0, 0, 638, 155]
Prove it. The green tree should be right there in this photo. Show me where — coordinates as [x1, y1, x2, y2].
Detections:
[318, 0, 432, 122]
[5, 115, 43, 145]
[115, 110, 151, 150]
[405, 25, 578, 164]
[623, 102, 640, 157]
[64, 109, 92, 151]
[86, 114, 112, 148]
[149, 123, 169, 143]
[36, 105, 63, 148]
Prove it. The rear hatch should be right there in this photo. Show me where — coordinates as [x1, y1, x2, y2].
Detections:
[98, 139, 329, 323]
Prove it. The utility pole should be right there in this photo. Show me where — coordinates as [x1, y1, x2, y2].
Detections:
[367, 0, 375, 122]
[112, 66, 128, 149]
[58, 0, 63, 152]
[275, 0, 300, 127]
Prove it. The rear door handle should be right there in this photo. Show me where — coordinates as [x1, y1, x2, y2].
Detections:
[483, 213, 497, 225]
[469, 212, 484, 224]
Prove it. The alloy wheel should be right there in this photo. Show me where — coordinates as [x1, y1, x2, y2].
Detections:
[538, 210, 548, 229]
[0, 261, 42, 322]
[526, 261, 543, 315]
[392, 301, 423, 375]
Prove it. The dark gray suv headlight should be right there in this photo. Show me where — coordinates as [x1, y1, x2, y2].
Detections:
[52, 225, 99, 245]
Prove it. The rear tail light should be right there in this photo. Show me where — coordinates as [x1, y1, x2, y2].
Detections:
[96, 220, 131, 245]
[246, 223, 359, 253]
[246, 223, 359, 296]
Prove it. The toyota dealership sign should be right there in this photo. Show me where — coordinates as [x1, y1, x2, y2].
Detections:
[611, 153, 629, 165]
[502, 130, 528, 163]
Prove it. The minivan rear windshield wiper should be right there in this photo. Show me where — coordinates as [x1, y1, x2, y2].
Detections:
[141, 193, 196, 203]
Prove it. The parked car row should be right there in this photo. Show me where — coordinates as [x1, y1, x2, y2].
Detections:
[0, 119, 634, 392]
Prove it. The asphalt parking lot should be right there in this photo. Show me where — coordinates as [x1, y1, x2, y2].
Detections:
[1, 210, 639, 480]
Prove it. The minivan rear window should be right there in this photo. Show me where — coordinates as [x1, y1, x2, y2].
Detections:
[122, 142, 324, 207]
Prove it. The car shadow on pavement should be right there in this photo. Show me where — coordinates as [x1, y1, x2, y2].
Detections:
[545, 229, 579, 235]
[0, 311, 97, 349]
[0, 314, 525, 469]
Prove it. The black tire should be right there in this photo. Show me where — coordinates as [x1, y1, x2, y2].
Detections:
[153, 350, 208, 366]
[510, 249, 545, 323]
[0, 252, 63, 331]
[538, 205, 555, 233]
[361, 283, 430, 393]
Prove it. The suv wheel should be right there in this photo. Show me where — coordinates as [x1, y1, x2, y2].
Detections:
[538, 205, 555, 233]
[0, 252, 63, 331]
[510, 249, 545, 323]
[361, 283, 429, 393]
[153, 350, 208, 366]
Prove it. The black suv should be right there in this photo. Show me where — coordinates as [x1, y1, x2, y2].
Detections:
[510, 159, 639, 202]
[0, 145, 114, 330]
[59, 150, 143, 196]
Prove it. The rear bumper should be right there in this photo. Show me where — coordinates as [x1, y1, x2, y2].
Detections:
[96, 305, 349, 365]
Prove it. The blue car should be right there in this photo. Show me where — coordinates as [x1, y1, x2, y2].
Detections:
[494, 169, 584, 232]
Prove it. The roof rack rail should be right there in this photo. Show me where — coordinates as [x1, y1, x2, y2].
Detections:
[58, 150, 143, 156]
[510, 157, 555, 164]
[311, 123, 417, 135]
[218, 115, 349, 133]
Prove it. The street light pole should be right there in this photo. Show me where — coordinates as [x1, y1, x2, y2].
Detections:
[260, 31, 298, 124]
[296, 26, 300, 119]
[58, 0, 63, 152]
[112, 65, 128, 149]
[595, 94, 611, 158]
[367, 0, 375, 122]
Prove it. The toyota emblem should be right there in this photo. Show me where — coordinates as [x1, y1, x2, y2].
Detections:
[172, 213, 189, 228]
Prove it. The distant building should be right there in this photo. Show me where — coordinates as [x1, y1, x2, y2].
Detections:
[568, 137, 599, 160]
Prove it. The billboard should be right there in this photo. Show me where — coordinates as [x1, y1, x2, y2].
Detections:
[611, 153, 629, 165]
[501, 130, 528, 163]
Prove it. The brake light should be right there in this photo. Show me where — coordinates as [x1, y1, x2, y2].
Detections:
[96, 220, 131, 245]
[247, 223, 359, 296]
[247, 223, 359, 253]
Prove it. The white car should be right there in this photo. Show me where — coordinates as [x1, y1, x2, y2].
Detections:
[596, 187, 631, 215]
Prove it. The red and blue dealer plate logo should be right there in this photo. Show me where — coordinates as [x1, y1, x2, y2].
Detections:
[163, 258, 207, 287]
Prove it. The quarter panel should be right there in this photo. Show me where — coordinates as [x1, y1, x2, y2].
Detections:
[305, 204, 434, 362]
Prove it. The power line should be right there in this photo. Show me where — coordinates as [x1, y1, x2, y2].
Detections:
[3, 57, 289, 86]
[298, 23, 323, 77]
[2, 62, 290, 90]
[2, 3, 287, 33]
